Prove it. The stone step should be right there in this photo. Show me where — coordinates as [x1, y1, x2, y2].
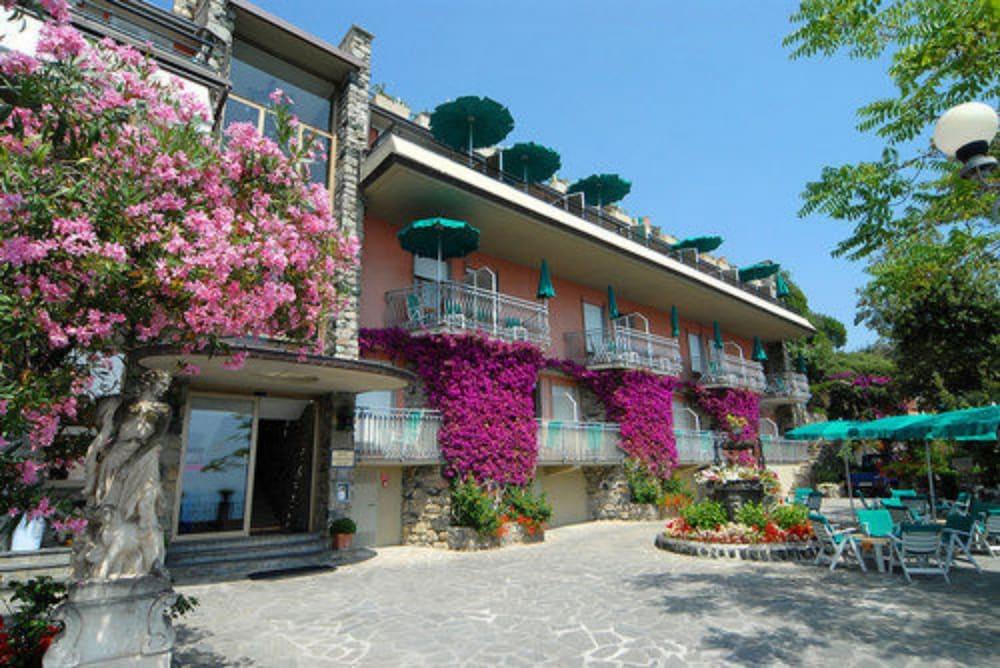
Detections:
[168, 551, 335, 584]
[166, 532, 325, 558]
[0, 547, 73, 587]
[166, 533, 329, 570]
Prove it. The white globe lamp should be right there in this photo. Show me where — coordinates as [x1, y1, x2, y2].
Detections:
[932, 102, 998, 178]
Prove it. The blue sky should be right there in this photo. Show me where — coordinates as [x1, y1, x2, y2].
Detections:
[172, 0, 903, 349]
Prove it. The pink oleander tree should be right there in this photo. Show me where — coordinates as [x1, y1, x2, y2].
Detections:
[0, 1, 356, 549]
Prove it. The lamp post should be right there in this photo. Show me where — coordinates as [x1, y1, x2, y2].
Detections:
[932, 102, 999, 220]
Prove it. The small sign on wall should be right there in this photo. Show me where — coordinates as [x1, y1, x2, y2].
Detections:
[331, 450, 355, 468]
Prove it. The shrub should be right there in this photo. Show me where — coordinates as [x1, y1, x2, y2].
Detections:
[328, 517, 357, 535]
[662, 474, 693, 499]
[0, 577, 66, 667]
[624, 459, 664, 505]
[680, 500, 728, 530]
[451, 476, 501, 536]
[770, 503, 809, 531]
[734, 501, 768, 529]
[503, 485, 552, 526]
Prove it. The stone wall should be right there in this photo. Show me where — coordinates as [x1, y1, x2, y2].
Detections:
[582, 465, 661, 521]
[400, 466, 450, 547]
[324, 392, 355, 528]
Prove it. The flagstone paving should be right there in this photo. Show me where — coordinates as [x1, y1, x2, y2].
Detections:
[174, 510, 1000, 667]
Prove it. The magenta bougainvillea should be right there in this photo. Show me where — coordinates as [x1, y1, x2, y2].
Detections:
[361, 329, 545, 486]
[547, 360, 679, 479]
[689, 384, 761, 445]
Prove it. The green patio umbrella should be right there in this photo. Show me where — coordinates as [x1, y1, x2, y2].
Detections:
[900, 405, 1000, 442]
[501, 142, 561, 184]
[568, 174, 631, 209]
[712, 321, 723, 350]
[738, 261, 781, 282]
[795, 351, 808, 374]
[845, 414, 933, 441]
[430, 96, 515, 156]
[670, 235, 723, 254]
[776, 273, 791, 298]
[607, 285, 620, 320]
[670, 305, 680, 337]
[397, 217, 480, 284]
[536, 259, 556, 299]
[785, 420, 860, 441]
[752, 336, 768, 362]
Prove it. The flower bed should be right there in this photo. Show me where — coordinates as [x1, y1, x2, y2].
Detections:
[663, 517, 813, 544]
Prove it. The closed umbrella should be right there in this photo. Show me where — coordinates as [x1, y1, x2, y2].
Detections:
[670, 305, 680, 338]
[568, 174, 631, 209]
[607, 286, 620, 320]
[752, 336, 767, 362]
[536, 259, 556, 299]
[430, 96, 514, 157]
[738, 261, 781, 282]
[671, 235, 723, 254]
[712, 321, 723, 350]
[501, 142, 561, 185]
[795, 351, 808, 374]
[776, 273, 791, 298]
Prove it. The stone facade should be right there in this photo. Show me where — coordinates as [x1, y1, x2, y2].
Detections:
[400, 466, 450, 547]
[582, 465, 663, 521]
[323, 392, 354, 528]
[447, 523, 544, 551]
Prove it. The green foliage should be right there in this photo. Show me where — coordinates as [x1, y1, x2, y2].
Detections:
[2, 577, 67, 666]
[734, 501, 769, 529]
[680, 500, 728, 530]
[786, 0, 1000, 259]
[662, 474, 694, 499]
[811, 313, 848, 349]
[770, 503, 810, 531]
[503, 485, 552, 525]
[328, 517, 357, 535]
[624, 459, 664, 505]
[450, 476, 501, 536]
[167, 594, 200, 620]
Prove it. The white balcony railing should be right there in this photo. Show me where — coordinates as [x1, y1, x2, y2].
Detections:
[385, 280, 550, 347]
[674, 429, 718, 465]
[565, 327, 682, 376]
[354, 407, 442, 462]
[761, 436, 812, 464]
[536, 420, 623, 464]
[701, 351, 766, 393]
[764, 371, 811, 403]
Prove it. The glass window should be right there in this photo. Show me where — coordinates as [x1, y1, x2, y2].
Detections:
[582, 302, 605, 354]
[688, 333, 704, 374]
[414, 255, 449, 282]
[178, 397, 254, 535]
[230, 40, 334, 131]
[551, 384, 579, 422]
[356, 391, 393, 411]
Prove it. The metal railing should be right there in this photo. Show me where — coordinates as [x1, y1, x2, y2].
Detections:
[565, 327, 682, 375]
[354, 407, 442, 462]
[701, 352, 766, 393]
[764, 371, 811, 402]
[536, 420, 623, 464]
[385, 280, 550, 347]
[368, 110, 784, 307]
[674, 429, 718, 464]
[761, 436, 811, 464]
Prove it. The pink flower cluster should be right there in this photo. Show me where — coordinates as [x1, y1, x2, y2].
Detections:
[689, 384, 761, 444]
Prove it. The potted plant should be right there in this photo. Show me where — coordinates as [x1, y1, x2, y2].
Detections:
[329, 517, 357, 550]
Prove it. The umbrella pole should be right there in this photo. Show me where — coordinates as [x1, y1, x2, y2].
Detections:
[436, 236, 443, 324]
[925, 441, 936, 519]
[844, 447, 855, 512]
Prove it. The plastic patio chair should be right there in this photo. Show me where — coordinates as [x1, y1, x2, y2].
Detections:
[853, 488, 873, 510]
[900, 495, 930, 522]
[856, 509, 896, 538]
[786, 487, 814, 505]
[891, 524, 950, 583]
[890, 489, 918, 500]
[806, 492, 823, 513]
[942, 512, 982, 574]
[983, 513, 1000, 557]
[810, 512, 867, 573]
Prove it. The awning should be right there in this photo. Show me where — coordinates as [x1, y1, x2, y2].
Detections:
[784, 420, 859, 441]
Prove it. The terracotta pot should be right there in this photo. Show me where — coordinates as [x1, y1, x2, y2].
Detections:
[332, 533, 354, 550]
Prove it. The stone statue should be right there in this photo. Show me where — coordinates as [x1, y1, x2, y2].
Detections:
[73, 368, 172, 580]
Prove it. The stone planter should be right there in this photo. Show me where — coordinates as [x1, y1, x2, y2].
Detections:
[331, 533, 354, 550]
[446, 522, 544, 551]
[709, 481, 764, 521]
[655, 534, 817, 561]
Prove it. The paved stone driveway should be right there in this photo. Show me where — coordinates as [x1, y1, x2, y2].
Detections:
[175, 519, 1000, 667]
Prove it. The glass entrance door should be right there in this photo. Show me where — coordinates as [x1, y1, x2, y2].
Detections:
[177, 397, 255, 536]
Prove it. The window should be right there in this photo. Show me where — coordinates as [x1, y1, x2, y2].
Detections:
[414, 255, 449, 282]
[356, 391, 393, 411]
[688, 333, 704, 374]
[550, 384, 580, 422]
[224, 39, 336, 187]
[582, 302, 605, 354]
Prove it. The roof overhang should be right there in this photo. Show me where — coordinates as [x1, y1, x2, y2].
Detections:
[231, 0, 362, 84]
[138, 345, 411, 395]
[362, 135, 815, 342]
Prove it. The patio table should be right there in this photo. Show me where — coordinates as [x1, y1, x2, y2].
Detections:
[859, 536, 892, 573]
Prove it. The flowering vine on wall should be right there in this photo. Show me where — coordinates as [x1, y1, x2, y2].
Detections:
[360, 329, 545, 486]
[688, 384, 761, 445]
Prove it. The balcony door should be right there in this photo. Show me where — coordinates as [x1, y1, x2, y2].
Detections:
[582, 302, 605, 354]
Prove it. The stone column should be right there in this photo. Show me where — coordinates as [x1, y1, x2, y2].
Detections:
[328, 25, 373, 360]
[325, 392, 357, 525]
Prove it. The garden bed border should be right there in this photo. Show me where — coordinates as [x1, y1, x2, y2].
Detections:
[655, 534, 818, 561]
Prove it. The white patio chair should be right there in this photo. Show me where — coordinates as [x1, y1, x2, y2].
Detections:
[891, 524, 950, 584]
[942, 513, 982, 574]
[810, 513, 867, 573]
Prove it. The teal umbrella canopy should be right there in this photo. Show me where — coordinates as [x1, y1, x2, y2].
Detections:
[430, 96, 515, 155]
[397, 217, 480, 259]
[752, 336, 768, 362]
[568, 173, 631, 208]
[845, 414, 933, 441]
[895, 405, 1000, 442]
[536, 259, 556, 299]
[607, 285, 620, 320]
[502, 142, 561, 183]
[670, 305, 680, 337]
[776, 273, 791, 298]
[739, 261, 781, 282]
[712, 321, 723, 350]
[785, 420, 859, 441]
[671, 235, 723, 253]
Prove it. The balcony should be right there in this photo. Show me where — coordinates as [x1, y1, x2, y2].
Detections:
[761, 436, 811, 464]
[701, 350, 766, 393]
[763, 371, 811, 405]
[565, 314, 682, 376]
[536, 420, 623, 465]
[674, 429, 718, 465]
[354, 407, 442, 463]
[385, 280, 550, 347]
